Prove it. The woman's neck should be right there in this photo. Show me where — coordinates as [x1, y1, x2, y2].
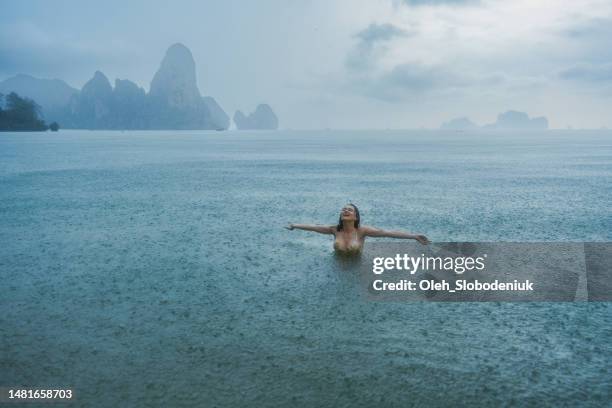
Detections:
[342, 221, 356, 232]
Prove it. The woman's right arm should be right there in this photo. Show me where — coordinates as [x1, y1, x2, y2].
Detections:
[285, 223, 335, 235]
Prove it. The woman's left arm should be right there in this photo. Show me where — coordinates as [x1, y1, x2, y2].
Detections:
[361, 226, 430, 245]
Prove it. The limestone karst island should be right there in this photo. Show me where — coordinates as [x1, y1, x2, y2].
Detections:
[0, 43, 279, 131]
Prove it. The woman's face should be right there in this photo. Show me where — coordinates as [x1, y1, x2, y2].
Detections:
[340, 204, 357, 222]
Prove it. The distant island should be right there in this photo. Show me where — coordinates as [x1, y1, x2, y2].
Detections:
[0, 92, 59, 131]
[234, 104, 279, 130]
[440, 117, 478, 131]
[441, 110, 549, 130]
[0, 43, 279, 131]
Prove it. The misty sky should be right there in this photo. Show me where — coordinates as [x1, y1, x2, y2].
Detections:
[1, 0, 612, 129]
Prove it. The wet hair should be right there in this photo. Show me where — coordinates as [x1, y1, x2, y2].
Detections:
[337, 203, 360, 231]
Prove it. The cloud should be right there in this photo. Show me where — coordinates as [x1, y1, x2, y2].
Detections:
[345, 23, 414, 71]
[0, 21, 138, 85]
[400, 0, 480, 6]
[380, 63, 461, 90]
[559, 63, 612, 82]
[558, 16, 612, 64]
[355, 23, 411, 44]
[343, 61, 541, 103]
[563, 17, 612, 39]
[349, 63, 469, 102]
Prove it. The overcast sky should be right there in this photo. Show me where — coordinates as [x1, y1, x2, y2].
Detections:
[1, 0, 611, 129]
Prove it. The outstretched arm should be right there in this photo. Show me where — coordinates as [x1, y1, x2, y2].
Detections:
[361, 226, 430, 245]
[285, 223, 335, 235]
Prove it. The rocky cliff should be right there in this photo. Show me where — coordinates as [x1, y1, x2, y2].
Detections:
[2, 43, 230, 130]
[234, 104, 278, 130]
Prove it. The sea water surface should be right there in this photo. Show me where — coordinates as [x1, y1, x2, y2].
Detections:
[1, 130, 611, 407]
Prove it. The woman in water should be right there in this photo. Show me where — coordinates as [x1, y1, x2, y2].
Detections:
[285, 203, 430, 253]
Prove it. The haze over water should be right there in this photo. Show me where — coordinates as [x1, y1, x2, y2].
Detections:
[1, 130, 611, 407]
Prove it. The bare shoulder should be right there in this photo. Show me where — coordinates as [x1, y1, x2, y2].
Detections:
[359, 225, 382, 236]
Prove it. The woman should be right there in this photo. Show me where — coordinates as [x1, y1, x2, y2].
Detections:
[285, 203, 430, 253]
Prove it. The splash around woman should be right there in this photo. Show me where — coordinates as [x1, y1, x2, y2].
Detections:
[285, 203, 430, 254]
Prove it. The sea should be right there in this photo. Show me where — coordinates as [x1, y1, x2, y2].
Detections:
[1, 130, 611, 407]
